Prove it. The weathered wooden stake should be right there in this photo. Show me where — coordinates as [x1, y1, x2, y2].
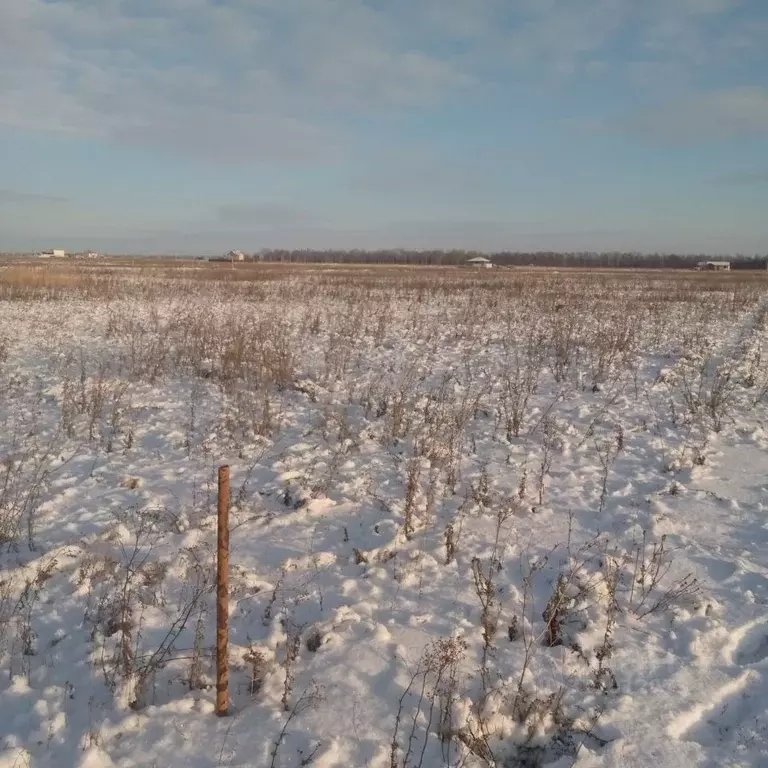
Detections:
[216, 464, 230, 716]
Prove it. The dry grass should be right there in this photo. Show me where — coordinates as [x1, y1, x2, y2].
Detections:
[2, 259, 766, 298]
[0, 258, 766, 764]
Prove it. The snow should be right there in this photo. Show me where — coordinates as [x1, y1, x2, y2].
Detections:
[0, 269, 767, 767]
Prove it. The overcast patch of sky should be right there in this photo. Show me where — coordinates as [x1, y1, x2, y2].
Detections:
[0, 0, 767, 253]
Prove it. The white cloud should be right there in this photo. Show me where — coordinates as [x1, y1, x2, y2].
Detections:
[0, 0, 469, 163]
[636, 0, 764, 74]
[0, 0, 763, 165]
[419, 0, 500, 38]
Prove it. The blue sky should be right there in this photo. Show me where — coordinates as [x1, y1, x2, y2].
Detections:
[1, 0, 767, 254]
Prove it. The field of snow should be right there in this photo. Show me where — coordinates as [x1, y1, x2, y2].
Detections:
[1, 263, 767, 768]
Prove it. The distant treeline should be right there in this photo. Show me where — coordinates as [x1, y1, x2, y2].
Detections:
[251, 250, 768, 269]
[3, 250, 766, 269]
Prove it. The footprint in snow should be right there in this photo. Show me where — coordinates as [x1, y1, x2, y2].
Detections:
[734, 622, 768, 667]
[670, 619, 768, 763]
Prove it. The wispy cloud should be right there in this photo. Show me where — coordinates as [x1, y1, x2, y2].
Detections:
[0, 190, 68, 206]
[611, 87, 768, 143]
[216, 203, 321, 227]
[347, 149, 503, 200]
[1, 0, 761, 164]
[0, 0, 469, 164]
[669, 0, 741, 14]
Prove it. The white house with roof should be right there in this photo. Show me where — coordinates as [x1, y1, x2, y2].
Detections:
[466, 256, 494, 269]
[696, 260, 730, 271]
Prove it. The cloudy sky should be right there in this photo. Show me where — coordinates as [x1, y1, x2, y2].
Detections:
[1, 0, 767, 254]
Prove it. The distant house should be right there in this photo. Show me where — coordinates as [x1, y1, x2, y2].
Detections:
[466, 256, 494, 269]
[39, 248, 67, 259]
[696, 260, 731, 271]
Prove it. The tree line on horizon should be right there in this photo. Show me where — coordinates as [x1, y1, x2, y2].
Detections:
[3, 250, 766, 269]
[249, 249, 768, 269]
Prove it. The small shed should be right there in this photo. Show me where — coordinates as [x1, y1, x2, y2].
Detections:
[467, 256, 494, 269]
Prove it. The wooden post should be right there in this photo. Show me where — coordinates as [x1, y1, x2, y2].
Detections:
[216, 464, 230, 716]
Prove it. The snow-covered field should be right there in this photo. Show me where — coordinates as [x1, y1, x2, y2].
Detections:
[1, 264, 768, 768]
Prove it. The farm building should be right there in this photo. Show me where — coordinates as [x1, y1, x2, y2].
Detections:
[696, 260, 731, 271]
[466, 256, 494, 269]
[38, 249, 67, 259]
